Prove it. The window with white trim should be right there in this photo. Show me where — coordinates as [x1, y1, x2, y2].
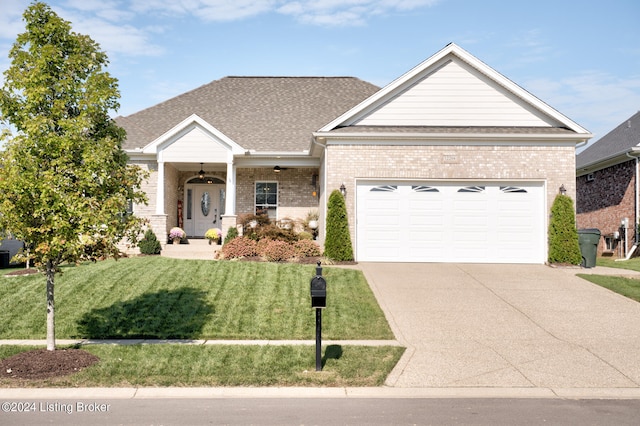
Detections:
[255, 182, 278, 220]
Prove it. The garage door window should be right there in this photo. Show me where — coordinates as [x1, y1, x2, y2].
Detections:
[412, 185, 439, 193]
[371, 185, 398, 192]
[458, 186, 485, 193]
[500, 186, 527, 193]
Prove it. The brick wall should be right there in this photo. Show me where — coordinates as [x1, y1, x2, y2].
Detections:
[576, 160, 636, 255]
[236, 167, 319, 222]
[325, 143, 577, 247]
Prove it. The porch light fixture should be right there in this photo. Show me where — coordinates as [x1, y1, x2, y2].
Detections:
[339, 183, 346, 197]
[559, 184, 567, 195]
[274, 166, 281, 173]
[198, 163, 205, 180]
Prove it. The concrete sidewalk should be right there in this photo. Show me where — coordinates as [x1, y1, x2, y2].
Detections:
[360, 263, 640, 398]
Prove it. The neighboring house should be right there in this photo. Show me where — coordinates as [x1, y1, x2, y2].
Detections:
[0, 237, 25, 267]
[576, 111, 640, 258]
[117, 43, 591, 263]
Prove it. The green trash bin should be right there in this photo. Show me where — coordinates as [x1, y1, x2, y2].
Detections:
[577, 228, 601, 268]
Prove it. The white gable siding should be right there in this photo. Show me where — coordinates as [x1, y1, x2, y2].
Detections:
[356, 59, 558, 127]
[160, 126, 229, 163]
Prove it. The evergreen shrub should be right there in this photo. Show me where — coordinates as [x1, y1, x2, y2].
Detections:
[548, 194, 582, 265]
[138, 229, 161, 255]
[324, 189, 354, 261]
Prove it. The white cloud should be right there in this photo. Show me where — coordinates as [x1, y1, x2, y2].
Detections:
[128, 0, 440, 25]
[277, 0, 440, 26]
[0, 0, 30, 39]
[525, 71, 640, 140]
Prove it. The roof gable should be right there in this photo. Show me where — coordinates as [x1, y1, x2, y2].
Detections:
[576, 111, 640, 170]
[141, 114, 245, 161]
[117, 77, 380, 153]
[319, 43, 590, 135]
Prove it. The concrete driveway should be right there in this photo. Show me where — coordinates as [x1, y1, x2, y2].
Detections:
[359, 263, 640, 395]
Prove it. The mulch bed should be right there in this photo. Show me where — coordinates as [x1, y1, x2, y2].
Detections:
[0, 348, 99, 380]
[3, 268, 39, 277]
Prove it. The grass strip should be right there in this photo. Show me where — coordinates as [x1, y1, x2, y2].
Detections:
[577, 274, 640, 303]
[0, 344, 405, 388]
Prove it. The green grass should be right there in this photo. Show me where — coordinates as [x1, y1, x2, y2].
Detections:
[0, 258, 403, 388]
[596, 256, 640, 272]
[577, 257, 640, 303]
[578, 256, 640, 303]
[0, 256, 394, 340]
[0, 344, 405, 388]
[578, 274, 640, 303]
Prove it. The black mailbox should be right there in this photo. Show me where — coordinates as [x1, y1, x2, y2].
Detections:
[310, 262, 326, 308]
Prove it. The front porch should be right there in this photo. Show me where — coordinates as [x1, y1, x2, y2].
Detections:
[161, 238, 220, 260]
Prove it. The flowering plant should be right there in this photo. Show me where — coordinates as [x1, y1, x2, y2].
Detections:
[205, 228, 222, 241]
[169, 227, 186, 241]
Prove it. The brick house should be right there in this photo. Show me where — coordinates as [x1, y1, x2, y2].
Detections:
[117, 43, 591, 263]
[576, 111, 640, 258]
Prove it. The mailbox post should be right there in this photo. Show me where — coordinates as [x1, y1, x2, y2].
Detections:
[310, 261, 326, 371]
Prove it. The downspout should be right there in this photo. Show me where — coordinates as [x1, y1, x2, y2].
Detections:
[627, 152, 639, 245]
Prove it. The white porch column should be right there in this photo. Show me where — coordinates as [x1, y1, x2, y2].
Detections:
[155, 161, 165, 214]
[225, 161, 236, 215]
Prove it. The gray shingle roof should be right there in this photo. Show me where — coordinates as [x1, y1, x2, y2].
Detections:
[576, 111, 640, 169]
[116, 76, 380, 152]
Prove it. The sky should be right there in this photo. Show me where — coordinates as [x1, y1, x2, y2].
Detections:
[1, 0, 639, 147]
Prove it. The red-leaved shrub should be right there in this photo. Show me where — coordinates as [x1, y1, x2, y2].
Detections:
[293, 239, 322, 257]
[261, 240, 297, 262]
[220, 237, 258, 259]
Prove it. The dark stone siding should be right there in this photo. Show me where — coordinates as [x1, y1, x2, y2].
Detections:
[576, 160, 636, 255]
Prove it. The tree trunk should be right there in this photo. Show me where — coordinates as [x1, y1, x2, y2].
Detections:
[46, 260, 55, 351]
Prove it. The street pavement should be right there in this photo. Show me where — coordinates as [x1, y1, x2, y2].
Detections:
[2, 263, 640, 400]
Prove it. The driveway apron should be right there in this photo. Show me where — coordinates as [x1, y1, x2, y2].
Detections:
[359, 263, 640, 390]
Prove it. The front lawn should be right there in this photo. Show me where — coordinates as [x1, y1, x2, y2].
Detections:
[0, 258, 402, 387]
[0, 256, 394, 340]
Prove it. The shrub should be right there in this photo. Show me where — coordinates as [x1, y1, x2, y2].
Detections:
[223, 226, 238, 245]
[220, 237, 258, 259]
[239, 213, 271, 238]
[324, 189, 354, 261]
[297, 231, 313, 240]
[294, 239, 322, 257]
[262, 239, 297, 262]
[548, 194, 582, 265]
[138, 229, 161, 255]
[256, 223, 297, 242]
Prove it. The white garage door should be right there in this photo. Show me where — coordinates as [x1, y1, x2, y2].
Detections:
[356, 182, 545, 263]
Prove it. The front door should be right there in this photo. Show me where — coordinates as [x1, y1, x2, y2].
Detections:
[185, 185, 223, 237]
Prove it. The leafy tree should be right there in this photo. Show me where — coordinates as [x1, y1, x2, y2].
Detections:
[0, 2, 147, 350]
[324, 189, 354, 261]
[548, 194, 582, 265]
